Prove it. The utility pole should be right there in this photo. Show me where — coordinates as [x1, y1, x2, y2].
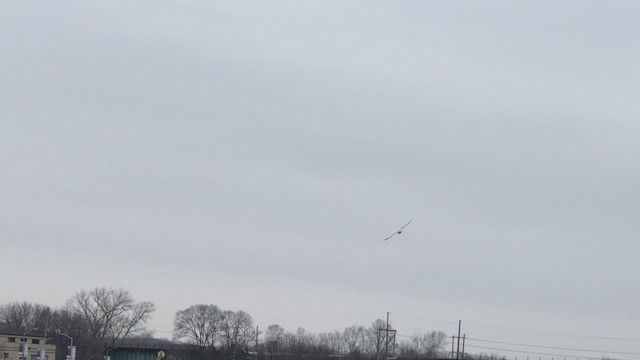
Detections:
[255, 326, 260, 352]
[451, 336, 455, 359]
[385, 312, 389, 358]
[461, 334, 465, 359]
[378, 312, 396, 360]
[456, 321, 461, 359]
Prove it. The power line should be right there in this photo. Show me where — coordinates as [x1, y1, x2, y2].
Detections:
[464, 322, 640, 342]
[464, 344, 630, 360]
[260, 312, 379, 320]
[467, 337, 640, 356]
[388, 314, 638, 343]
[391, 312, 459, 326]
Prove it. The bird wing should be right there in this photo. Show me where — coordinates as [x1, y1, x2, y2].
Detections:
[383, 232, 397, 241]
[398, 219, 412, 231]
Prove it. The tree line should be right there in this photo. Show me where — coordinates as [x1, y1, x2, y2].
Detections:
[0, 288, 154, 360]
[1, 287, 450, 360]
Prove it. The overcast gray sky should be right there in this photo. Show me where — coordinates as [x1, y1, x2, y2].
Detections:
[2, 1, 640, 358]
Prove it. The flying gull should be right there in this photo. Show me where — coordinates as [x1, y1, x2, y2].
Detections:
[383, 220, 412, 241]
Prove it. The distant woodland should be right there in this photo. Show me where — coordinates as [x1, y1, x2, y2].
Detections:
[0, 287, 456, 360]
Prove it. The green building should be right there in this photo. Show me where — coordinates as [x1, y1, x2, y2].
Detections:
[106, 340, 232, 360]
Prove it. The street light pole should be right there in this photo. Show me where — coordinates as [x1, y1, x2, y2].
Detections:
[39, 338, 52, 360]
[21, 329, 37, 360]
[57, 332, 74, 360]
[57, 332, 73, 348]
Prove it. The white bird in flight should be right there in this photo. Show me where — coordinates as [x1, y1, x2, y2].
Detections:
[383, 220, 412, 241]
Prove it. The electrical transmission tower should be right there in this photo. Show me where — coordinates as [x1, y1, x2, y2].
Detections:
[378, 312, 397, 360]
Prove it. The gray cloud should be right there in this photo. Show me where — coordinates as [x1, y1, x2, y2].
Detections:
[2, 1, 640, 358]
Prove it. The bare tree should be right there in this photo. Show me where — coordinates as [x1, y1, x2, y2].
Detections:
[282, 331, 297, 354]
[236, 311, 255, 349]
[398, 341, 419, 358]
[423, 331, 448, 358]
[367, 319, 388, 356]
[325, 330, 344, 354]
[30, 304, 53, 331]
[265, 324, 285, 354]
[0, 301, 30, 328]
[173, 304, 223, 348]
[407, 331, 449, 358]
[220, 310, 254, 352]
[67, 287, 155, 360]
[0, 301, 53, 330]
[48, 309, 90, 360]
[291, 327, 315, 355]
[343, 325, 366, 354]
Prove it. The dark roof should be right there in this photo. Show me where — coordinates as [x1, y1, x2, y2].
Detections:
[110, 338, 201, 351]
[0, 327, 47, 338]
